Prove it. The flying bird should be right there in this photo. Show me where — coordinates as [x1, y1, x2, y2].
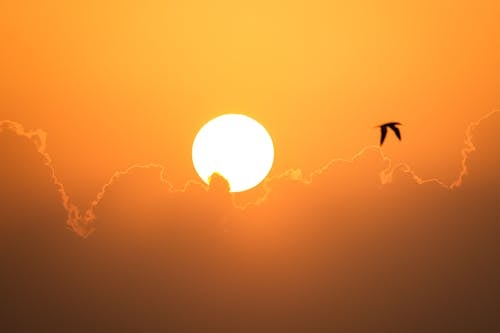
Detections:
[377, 122, 402, 145]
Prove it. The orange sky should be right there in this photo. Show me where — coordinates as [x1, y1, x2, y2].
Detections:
[1, 2, 500, 330]
[1, 0, 499, 206]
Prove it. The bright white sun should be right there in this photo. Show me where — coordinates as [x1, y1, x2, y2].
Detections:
[192, 114, 274, 192]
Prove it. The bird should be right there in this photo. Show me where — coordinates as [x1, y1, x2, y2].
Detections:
[377, 122, 402, 145]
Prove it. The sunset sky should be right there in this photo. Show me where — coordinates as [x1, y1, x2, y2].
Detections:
[1, 1, 499, 332]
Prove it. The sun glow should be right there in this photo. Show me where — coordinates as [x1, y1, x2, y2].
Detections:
[192, 114, 274, 192]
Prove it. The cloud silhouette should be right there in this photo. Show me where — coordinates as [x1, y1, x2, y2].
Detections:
[0, 110, 498, 233]
[2, 111, 497, 233]
[1, 111, 499, 332]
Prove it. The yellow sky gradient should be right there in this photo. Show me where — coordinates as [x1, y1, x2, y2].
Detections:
[1, 0, 499, 205]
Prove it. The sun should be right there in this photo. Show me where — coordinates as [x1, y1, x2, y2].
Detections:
[192, 114, 274, 192]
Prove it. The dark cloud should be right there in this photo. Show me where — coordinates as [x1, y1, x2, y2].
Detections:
[0, 112, 499, 332]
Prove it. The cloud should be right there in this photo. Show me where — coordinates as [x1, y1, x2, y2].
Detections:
[2, 111, 498, 234]
[0, 120, 89, 236]
[1, 111, 499, 332]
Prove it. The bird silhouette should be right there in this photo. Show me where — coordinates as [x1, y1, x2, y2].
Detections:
[377, 122, 402, 145]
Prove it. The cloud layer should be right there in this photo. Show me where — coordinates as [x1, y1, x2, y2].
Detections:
[1, 111, 499, 332]
[1, 111, 498, 236]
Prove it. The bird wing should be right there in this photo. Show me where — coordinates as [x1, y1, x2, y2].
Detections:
[389, 124, 401, 140]
[380, 125, 387, 145]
